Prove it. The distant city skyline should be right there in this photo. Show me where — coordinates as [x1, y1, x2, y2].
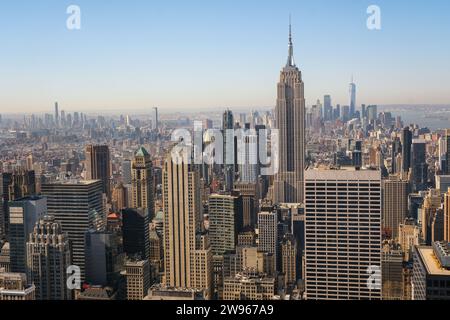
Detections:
[1, 0, 450, 113]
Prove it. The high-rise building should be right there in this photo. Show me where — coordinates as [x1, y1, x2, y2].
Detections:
[381, 243, 404, 300]
[304, 168, 382, 300]
[152, 107, 159, 131]
[54, 102, 59, 127]
[223, 109, 235, 192]
[399, 219, 420, 262]
[237, 130, 259, 183]
[382, 175, 410, 239]
[0, 272, 35, 300]
[41, 180, 104, 281]
[26, 216, 71, 300]
[421, 189, 441, 246]
[131, 147, 154, 219]
[349, 78, 356, 118]
[323, 95, 332, 121]
[234, 182, 259, 229]
[257, 211, 278, 270]
[273, 23, 305, 204]
[122, 208, 150, 260]
[411, 140, 428, 191]
[85, 145, 111, 198]
[281, 233, 297, 289]
[401, 127, 413, 175]
[125, 258, 150, 300]
[9, 196, 47, 273]
[122, 160, 132, 185]
[208, 194, 243, 256]
[445, 129, 450, 174]
[111, 182, 127, 212]
[1, 169, 36, 237]
[162, 151, 213, 299]
[412, 242, 450, 300]
[445, 189, 450, 242]
[0, 242, 10, 272]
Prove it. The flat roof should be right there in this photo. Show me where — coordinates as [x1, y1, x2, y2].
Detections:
[305, 168, 381, 181]
[417, 247, 450, 276]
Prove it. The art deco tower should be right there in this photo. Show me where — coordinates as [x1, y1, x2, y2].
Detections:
[273, 22, 305, 204]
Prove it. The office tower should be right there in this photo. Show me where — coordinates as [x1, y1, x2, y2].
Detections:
[223, 246, 275, 279]
[234, 182, 259, 229]
[349, 78, 356, 117]
[26, 155, 33, 171]
[431, 209, 445, 243]
[281, 233, 297, 289]
[401, 127, 413, 175]
[208, 194, 243, 256]
[54, 102, 59, 127]
[223, 109, 235, 192]
[125, 258, 150, 300]
[412, 242, 450, 300]
[391, 138, 402, 174]
[382, 175, 410, 239]
[131, 147, 154, 218]
[257, 211, 278, 270]
[223, 273, 275, 300]
[9, 196, 46, 273]
[162, 152, 213, 299]
[85, 229, 124, 287]
[122, 208, 150, 260]
[85, 145, 111, 198]
[111, 182, 127, 212]
[149, 227, 162, 283]
[0, 242, 10, 272]
[436, 176, 450, 195]
[26, 216, 71, 300]
[399, 219, 420, 262]
[381, 243, 404, 300]
[367, 105, 378, 123]
[352, 140, 362, 169]
[1, 169, 36, 237]
[445, 190, 450, 242]
[0, 272, 35, 300]
[411, 140, 428, 191]
[152, 107, 159, 131]
[237, 129, 259, 183]
[445, 129, 450, 174]
[41, 180, 104, 281]
[237, 230, 257, 247]
[305, 168, 382, 300]
[421, 189, 441, 245]
[273, 23, 305, 204]
[122, 160, 132, 185]
[323, 95, 332, 121]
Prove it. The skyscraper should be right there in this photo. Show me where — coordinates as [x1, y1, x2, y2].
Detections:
[26, 216, 72, 300]
[162, 151, 213, 299]
[257, 211, 278, 271]
[411, 140, 428, 191]
[223, 109, 235, 192]
[122, 208, 150, 260]
[9, 196, 47, 273]
[124, 258, 150, 300]
[444, 129, 450, 174]
[208, 194, 243, 256]
[401, 127, 413, 175]
[445, 189, 450, 242]
[152, 107, 159, 131]
[349, 77, 356, 118]
[54, 102, 59, 127]
[304, 168, 382, 300]
[273, 22, 305, 204]
[323, 95, 332, 121]
[382, 175, 410, 239]
[85, 145, 111, 198]
[41, 180, 104, 281]
[131, 147, 154, 219]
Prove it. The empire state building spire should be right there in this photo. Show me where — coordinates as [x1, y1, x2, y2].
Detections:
[286, 18, 295, 67]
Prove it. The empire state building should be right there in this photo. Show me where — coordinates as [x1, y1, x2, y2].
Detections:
[273, 23, 305, 204]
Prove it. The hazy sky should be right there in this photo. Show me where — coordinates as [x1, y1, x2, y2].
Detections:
[1, 0, 450, 113]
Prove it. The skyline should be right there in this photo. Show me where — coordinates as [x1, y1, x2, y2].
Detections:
[1, 0, 450, 113]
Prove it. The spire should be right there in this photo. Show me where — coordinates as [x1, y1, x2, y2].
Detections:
[286, 15, 295, 67]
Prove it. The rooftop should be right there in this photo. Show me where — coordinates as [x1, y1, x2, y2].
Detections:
[417, 246, 450, 276]
[305, 167, 381, 181]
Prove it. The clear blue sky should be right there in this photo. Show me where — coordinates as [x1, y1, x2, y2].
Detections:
[1, 0, 449, 113]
